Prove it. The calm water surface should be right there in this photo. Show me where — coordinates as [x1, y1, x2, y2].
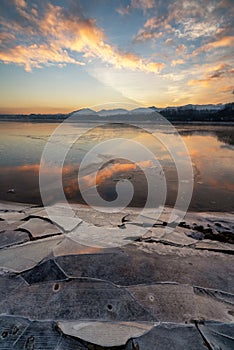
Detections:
[0, 122, 233, 212]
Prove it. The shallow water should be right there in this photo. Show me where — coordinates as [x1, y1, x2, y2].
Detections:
[0, 121, 233, 212]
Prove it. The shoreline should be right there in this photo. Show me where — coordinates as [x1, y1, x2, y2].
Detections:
[1, 118, 234, 126]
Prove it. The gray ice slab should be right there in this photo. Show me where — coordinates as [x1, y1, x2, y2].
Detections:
[0, 230, 29, 248]
[53, 237, 113, 256]
[198, 322, 234, 350]
[67, 221, 145, 248]
[32, 206, 77, 218]
[140, 227, 165, 240]
[55, 243, 234, 293]
[0, 316, 30, 349]
[58, 321, 155, 347]
[132, 241, 234, 293]
[0, 275, 25, 302]
[127, 283, 234, 323]
[56, 336, 87, 350]
[0, 212, 26, 223]
[0, 221, 23, 232]
[13, 320, 61, 350]
[127, 284, 196, 323]
[0, 236, 63, 272]
[0, 278, 154, 322]
[18, 218, 63, 238]
[0, 201, 34, 212]
[31, 206, 82, 232]
[161, 229, 195, 246]
[194, 286, 234, 306]
[195, 240, 234, 253]
[126, 323, 208, 350]
[70, 208, 124, 227]
[20, 259, 68, 284]
[143, 228, 196, 246]
[54, 250, 159, 285]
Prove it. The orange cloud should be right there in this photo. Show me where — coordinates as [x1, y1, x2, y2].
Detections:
[2, 163, 75, 175]
[133, 16, 172, 42]
[188, 78, 212, 88]
[0, 43, 83, 72]
[171, 59, 185, 67]
[193, 36, 234, 56]
[80, 160, 153, 189]
[218, 85, 233, 93]
[14, 0, 27, 9]
[0, 2, 165, 74]
[188, 62, 234, 87]
[176, 44, 187, 55]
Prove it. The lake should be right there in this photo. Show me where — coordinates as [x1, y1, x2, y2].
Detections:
[0, 121, 234, 212]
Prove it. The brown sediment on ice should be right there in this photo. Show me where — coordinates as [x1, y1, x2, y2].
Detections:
[0, 201, 233, 349]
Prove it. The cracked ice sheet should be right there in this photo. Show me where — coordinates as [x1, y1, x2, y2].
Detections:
[58, 321, 155, 347]
[72, 208, 125, 227]
[128, 243, 234, 293]
[0, 211, 26, 223]
[181, 211, 234, 230]
[13, 320, 62, 350]
[0, 236, 63, 272]
[53, 237, 109, 256]
[0, 278, 154, 321]
[56, 204, 181, 228]
[0, 220, 22, 232]
[197, 322, 234, 350]
[18, 218, 63, 238]
[0, 201, 35, 212]
[127, 283, 234, 323]
[195, 240, 234, 253]
[0, 315, 30, 349]
[126, 323, 208, 350]
[194, 286, 234, 306]
[145, 227, 196, 246]
[67, 221, 146, 248]
[0, 230, 29, 248]
[30, 206, 82, 232]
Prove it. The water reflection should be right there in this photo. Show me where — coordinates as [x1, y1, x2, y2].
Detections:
[0, 122, 233, 211]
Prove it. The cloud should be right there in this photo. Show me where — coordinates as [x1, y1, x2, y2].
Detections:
[188, 63, 234, 87]
[0, 43, 84, 72]
[134, 29, 164, 42]
[116, 6, 130, 16]
[132, 0, 234, 55]
[14, 0, 27, 8]
[0, 1, 165, 74]
[116, 0, 157, 17]
[192, 36, 234, 55]
[175, 44, 187, 55]
[176, 19, 220, 39]
[133, 16, 172, 42]
[80, 160, 153, 189]
[131, 0, 155, 10]
[217, 85, 233, 93]
[165, 38, 174, 46]
[171, 59, 185, 66]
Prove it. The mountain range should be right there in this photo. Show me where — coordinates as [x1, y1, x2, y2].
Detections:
[71, 103, 227, 117]
[68, 103, 233, 122]
[0, 103, 233, 122]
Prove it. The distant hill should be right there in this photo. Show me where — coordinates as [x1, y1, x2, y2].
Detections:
[0, 103, 233, 122]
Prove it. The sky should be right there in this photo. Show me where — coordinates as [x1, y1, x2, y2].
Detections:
[0, 0, 233, 113]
